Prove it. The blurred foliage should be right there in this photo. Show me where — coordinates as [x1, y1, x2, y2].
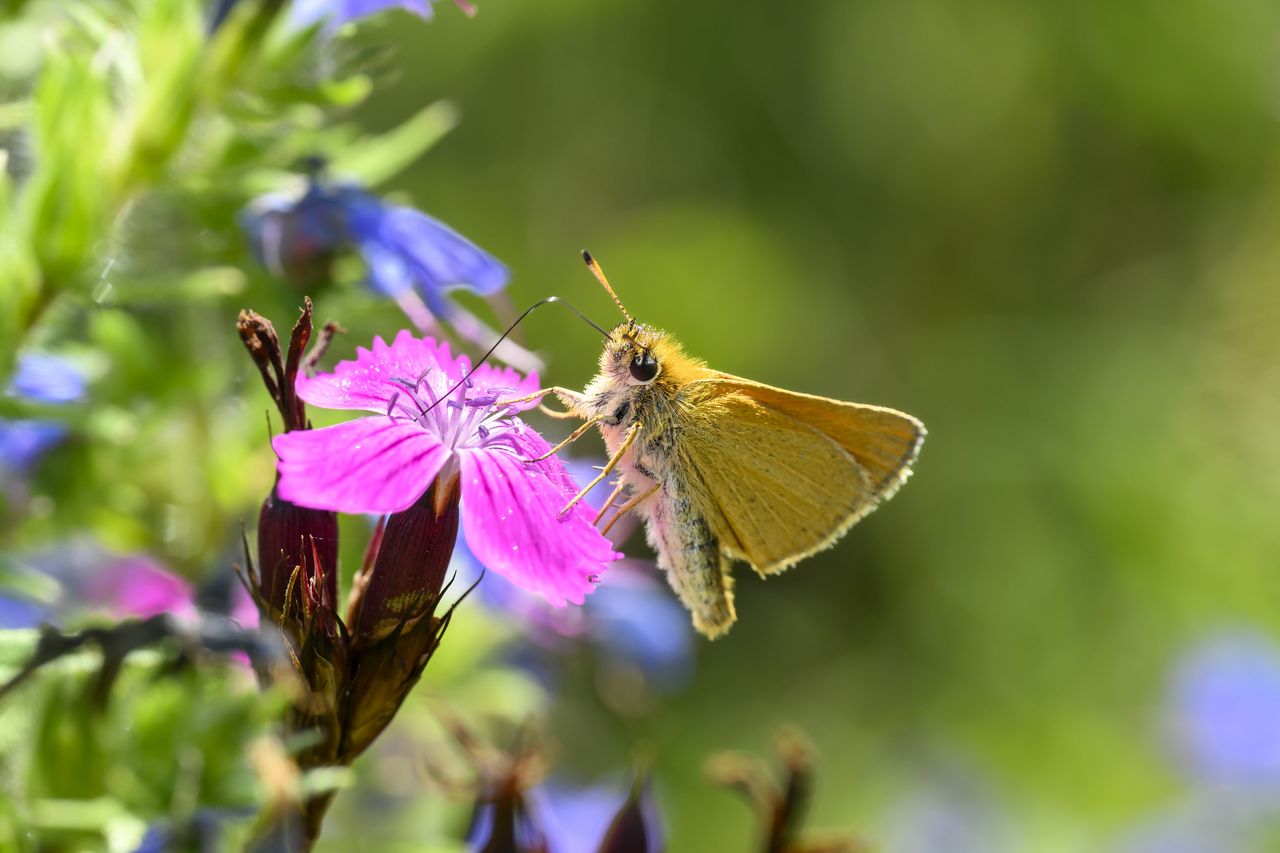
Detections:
[354, 2, 1280, 849]
[2, 0, 1280, 850]
[0, 628, 285, 850]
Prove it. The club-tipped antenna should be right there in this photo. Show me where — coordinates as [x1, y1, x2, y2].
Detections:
[581, 249, 633, 326]
[417, 296, 609, 417]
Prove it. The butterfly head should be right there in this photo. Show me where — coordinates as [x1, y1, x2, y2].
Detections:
[600, 322, 700, 391]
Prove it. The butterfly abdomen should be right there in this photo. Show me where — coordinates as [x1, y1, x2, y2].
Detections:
[640, 469, 736, 638]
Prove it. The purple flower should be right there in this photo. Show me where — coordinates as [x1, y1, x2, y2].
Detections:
[0, 420, 69, 475]
[242, 179, 507, 319]
[289, 0, 477, 30]
[4, 543, 198, 626]
[83, 556, 199, 621]
[210, 0, 476, 36]
[8, 354, 87, 404]
[1118, 797, 1260, 853]
[469, 776, 663, 853]
[1, 353, 85, 477]
[0, 596, 50, 629]
[342, 190, 507, 316]
[540, 778, 663, 853]
[448, 459, 694, 688]
[271, 331, 619, 606]
[1167, 630, 1280, 788]
[883, 767, 1006, 853]
[584, 563, 694, 689]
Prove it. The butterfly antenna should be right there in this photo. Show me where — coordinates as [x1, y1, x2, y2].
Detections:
[581, 249, 634, 326]
[417, 296, 608, 417]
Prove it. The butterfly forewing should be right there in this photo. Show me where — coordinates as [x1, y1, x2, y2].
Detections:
[697, 371, 925, 498]
[678, 374, 924, 574]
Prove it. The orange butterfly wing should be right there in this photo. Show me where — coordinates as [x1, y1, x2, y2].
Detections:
[676, 371, 925, 575]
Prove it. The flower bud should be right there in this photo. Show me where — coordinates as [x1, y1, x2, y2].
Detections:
[340, 476, 459, 758]
[348, 476, 459, 642]
[239, 298, 341, 624]
[256, 488, 339, 618]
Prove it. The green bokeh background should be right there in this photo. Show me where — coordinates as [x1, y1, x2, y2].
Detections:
[6, 0, 1280, 849]
[349, 2, 1280, 847]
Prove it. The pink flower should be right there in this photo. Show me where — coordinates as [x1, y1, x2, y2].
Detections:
[272, 331, 619, 606]
[85, 555, 198, 621]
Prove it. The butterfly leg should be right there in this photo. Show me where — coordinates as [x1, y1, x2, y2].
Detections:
[600, 481, 661, 537]
[523, 415, 603, 463]
[558, 421, 643, 518]
[496, 386, 586, 409]
[496, 386, 587, 420]
[593, 478, 629, 525]
[538, 402, 580, 420]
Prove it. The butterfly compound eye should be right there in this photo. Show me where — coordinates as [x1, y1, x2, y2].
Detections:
[629, 352, 660, 384]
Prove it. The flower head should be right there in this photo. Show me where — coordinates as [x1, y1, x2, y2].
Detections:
[210, 0, 476, 34]
[1, 541, 198, 627]
[8, 354, 87, 405]
[1167, 630, 1280, 788]
[468, 774, 663, 853]
[289, 0, 477, 31]
[1, 353, 85, 479]
[0, 421, 69, 477]
[272, 331, 619, 606]
[83, 555, 199, 621]
[242, 178, 507, 319]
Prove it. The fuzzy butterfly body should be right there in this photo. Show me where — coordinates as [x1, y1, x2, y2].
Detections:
[551, 317, 925, 639]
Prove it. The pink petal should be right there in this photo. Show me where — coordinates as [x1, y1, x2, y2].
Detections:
[273, 416, 450, 514]
[296, 330, 465, 413]
[458, 429, 620, 607]
[85, 556, 197, 620]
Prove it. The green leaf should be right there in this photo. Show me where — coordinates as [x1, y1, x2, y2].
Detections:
[330, 100, 459, 187]
[0, 559, 60, 606]
[20, 43, 115, 293]
[317, 73, 374, 108]
[0, 629, 40, 672]
[28, 797, 146, 848]
[122, 0, 204, 189]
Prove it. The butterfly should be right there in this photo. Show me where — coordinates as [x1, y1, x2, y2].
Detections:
[508, 252, 925, 638]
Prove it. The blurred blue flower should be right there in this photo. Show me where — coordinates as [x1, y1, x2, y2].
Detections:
[242, 177, 508, 320]
[211, 0, 475, 34]
[1167, 630, 1280, 788]
[585, 565, 694, 690]
[0, 420, 69, 476]
[133, 808, 243, 853]
[7, 354, 87, 405]
[0, 354, 84, 478]
[1115, 629, 1280, 852]
[469, 777, 662, 853]
[883, 763, 1007, 853]
[0, 596, 50, 629]
[290, 0, 434, 30]
[541, 777, 663, 853]
[1118, 797, 1258, 853]
[448, 458, 694, 692]
[3, 541, 198, 627]
[466, 790, 547, 853]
